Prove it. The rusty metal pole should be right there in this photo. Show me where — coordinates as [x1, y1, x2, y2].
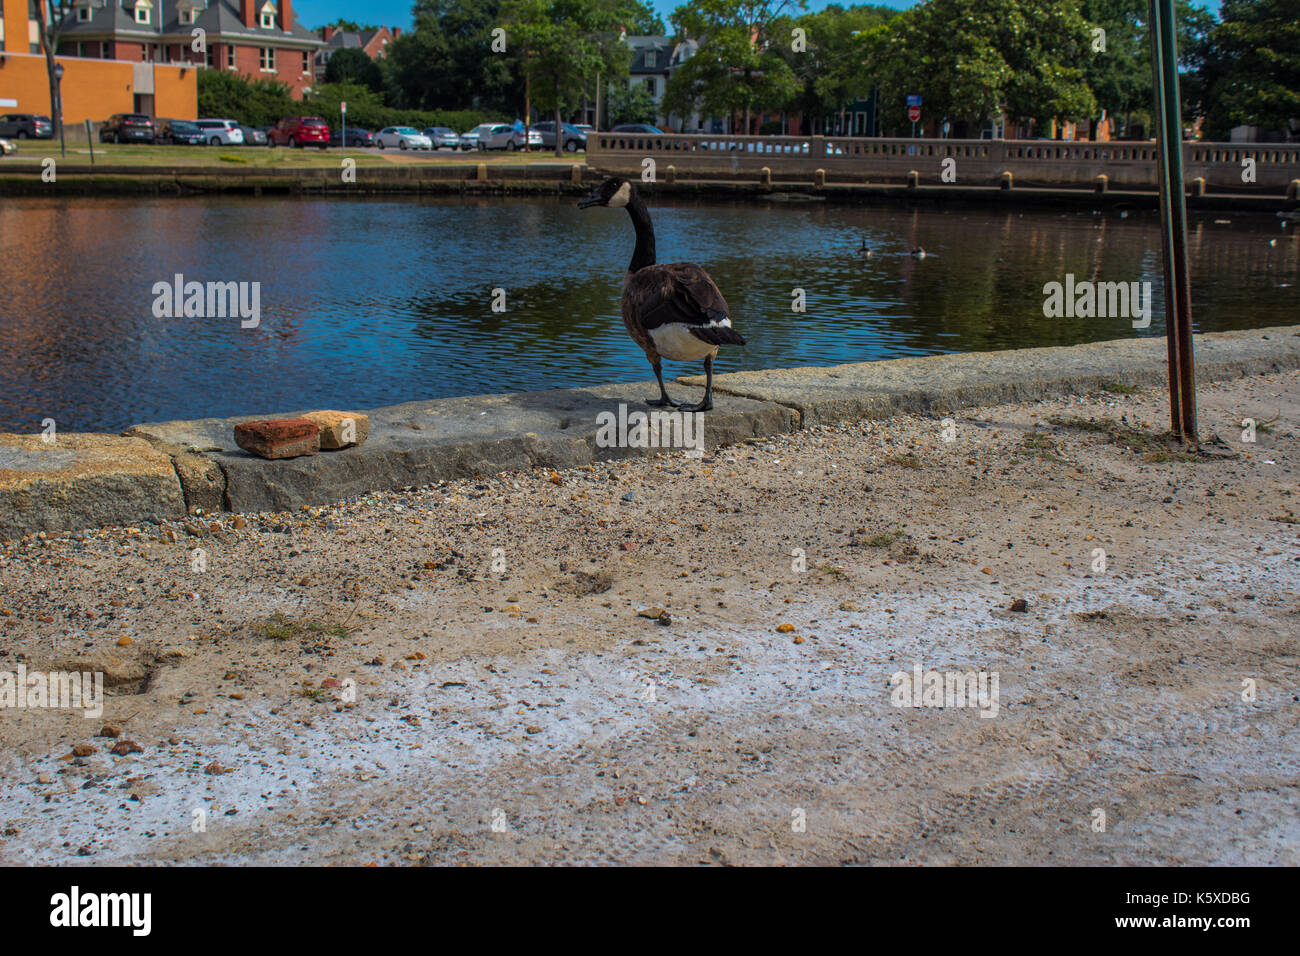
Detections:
[1148, 0, 1198, 443]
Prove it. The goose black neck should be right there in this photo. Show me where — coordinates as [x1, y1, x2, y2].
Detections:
[626, 191, 656, 273]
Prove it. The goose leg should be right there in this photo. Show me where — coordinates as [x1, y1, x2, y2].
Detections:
[646, 361, 680, 407]
[679, 355, 714, 412]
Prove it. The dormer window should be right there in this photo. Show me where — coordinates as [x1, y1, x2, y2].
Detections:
[134, 0, 152, 25]
[645, 51, 656, 69]
[260, 2, 277, 29]
[76, 5, 91, 22]
[180, 9, 194, 25]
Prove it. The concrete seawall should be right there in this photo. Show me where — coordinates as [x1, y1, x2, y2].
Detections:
[2, 325, 1297, 537]
[0, 161, 1294, 210]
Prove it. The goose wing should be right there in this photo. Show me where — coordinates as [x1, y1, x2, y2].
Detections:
[629, 263, 734, 337]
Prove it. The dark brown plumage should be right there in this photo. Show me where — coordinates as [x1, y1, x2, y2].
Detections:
[579, 177, 744, 411]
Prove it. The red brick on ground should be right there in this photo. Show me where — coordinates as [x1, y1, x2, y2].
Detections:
[233, 419, 321, 460]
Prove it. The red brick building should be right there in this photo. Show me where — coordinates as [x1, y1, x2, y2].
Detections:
[58, 0, 322, 99]
[314, 24, 399, 83]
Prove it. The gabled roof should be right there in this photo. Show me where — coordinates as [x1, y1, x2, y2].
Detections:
[60, 0, 321, 48]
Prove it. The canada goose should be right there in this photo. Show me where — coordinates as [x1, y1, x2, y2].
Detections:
[910, 247, 926, 259]
[858, 237, 872, 257]
[579, 177, 744, 412]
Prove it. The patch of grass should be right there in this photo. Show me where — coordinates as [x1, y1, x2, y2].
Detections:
[1102, 382, 1139, 394]
[218, 153, 249, 164]
[1019, 430, 1068, 462]
[257, 611, 352, 641]
[1254, 413, 1280, 435]
[1048, 416, 1203, 462]
[887, 453, 922, 470]
[862, 529, 904, 548]
[817, 563, 846, 576]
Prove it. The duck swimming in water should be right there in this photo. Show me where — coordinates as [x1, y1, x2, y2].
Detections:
[579, 177, 744, 412]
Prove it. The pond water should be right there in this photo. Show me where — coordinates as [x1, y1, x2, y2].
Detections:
[0, 194, 1295, 432]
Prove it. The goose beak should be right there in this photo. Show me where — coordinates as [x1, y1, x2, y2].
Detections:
[578, 192, 602, 209]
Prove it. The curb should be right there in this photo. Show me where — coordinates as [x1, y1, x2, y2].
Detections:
[2, 324, 1297, 535]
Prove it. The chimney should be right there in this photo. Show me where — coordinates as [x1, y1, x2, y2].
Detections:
[391, 27, 401, 39]
[322, 25, 334, 42]
[280, 0, 293, 31]
[241, 0, 256, 28]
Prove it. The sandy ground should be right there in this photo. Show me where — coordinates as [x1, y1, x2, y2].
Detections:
[0, 370, 1297, 866]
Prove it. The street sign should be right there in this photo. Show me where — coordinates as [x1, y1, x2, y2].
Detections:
[908, 105, 922, 123]
[906, 94, 922, 107]
[340, 101, 347, 113]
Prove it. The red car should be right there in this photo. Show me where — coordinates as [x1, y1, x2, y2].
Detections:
[267, 116, 329, 149]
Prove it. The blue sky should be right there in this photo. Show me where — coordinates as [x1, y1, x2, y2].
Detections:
[292, 0, 1218, 32]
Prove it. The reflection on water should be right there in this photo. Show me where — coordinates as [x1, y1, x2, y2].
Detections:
[0, 195, 1295, 432]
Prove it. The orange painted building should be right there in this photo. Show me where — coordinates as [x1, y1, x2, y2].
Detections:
[1, 0, 196, 122]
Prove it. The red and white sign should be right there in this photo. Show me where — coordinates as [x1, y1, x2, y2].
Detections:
[907, 105, 921, 123]
[341, 101, 348, 114]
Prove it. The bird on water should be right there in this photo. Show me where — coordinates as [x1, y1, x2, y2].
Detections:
[578, 177, 744, 412]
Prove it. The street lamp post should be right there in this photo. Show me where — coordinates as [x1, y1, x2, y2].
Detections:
[54, 63, 66, 158]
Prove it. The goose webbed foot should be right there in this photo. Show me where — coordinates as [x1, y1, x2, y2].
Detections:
[648, 361, 680, 407]
[678, 397, 713, 413]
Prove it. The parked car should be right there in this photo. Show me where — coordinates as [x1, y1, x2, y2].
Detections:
[156, 119, 205, 146]
[460, 124, 493, 150]
[479, 124, 542, 151]
[98, 113, 156, 144]
[268, 116, 329, 149]
[532, 121, 586, 152]
[194, 118, 244, 146]
[238, 124, 268, 146]
[329, 126, 374, 147]
[375, 126, 432, 150]
[0, 113, 53, 140]
[422, 127, 460, 150]
[0, 138, 16, 156]
[572, 123, 595, 136]
[610, 123, 664, 134]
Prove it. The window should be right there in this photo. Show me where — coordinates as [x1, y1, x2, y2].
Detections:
[259, 47, 276, 72]
[226, 45, 236, 69]
[205, 45, 214, 68]
[134, 1, 152, 25]
[141, 44, 151, 62]
[101, 42, 110, 59]
[645, 78, 656, 97]
[301, 50, 309, 73]
[644, 51, 656, 69]
[77, 6, 91, 22]
[180, 8, 195, 25]
[260, 2, 277, 29]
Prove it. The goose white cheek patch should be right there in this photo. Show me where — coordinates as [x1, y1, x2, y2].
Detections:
[608, 182, 632, 207]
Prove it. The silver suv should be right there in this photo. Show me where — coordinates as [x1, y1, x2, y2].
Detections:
[194, 119, 245, 146]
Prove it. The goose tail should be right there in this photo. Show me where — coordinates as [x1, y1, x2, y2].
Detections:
[690, 325, 746, 346]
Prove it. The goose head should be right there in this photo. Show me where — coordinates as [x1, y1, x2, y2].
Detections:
[579, 177, 634, 209]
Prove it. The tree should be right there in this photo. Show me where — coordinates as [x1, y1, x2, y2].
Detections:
[31, 1, 80, 146]
[607, 81, 659, 124]
[324, 47, 385, 92]
[322, 18, 381, 33]
[1200, 0, 1300, 139]
[197, 70, 296, 127]
[780, 4, 901, 134]
[384, 0, 522, 113]
[665, 0, 807, 134]
[503, 0, 635, 156]
[865, 0, 1095, 135]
